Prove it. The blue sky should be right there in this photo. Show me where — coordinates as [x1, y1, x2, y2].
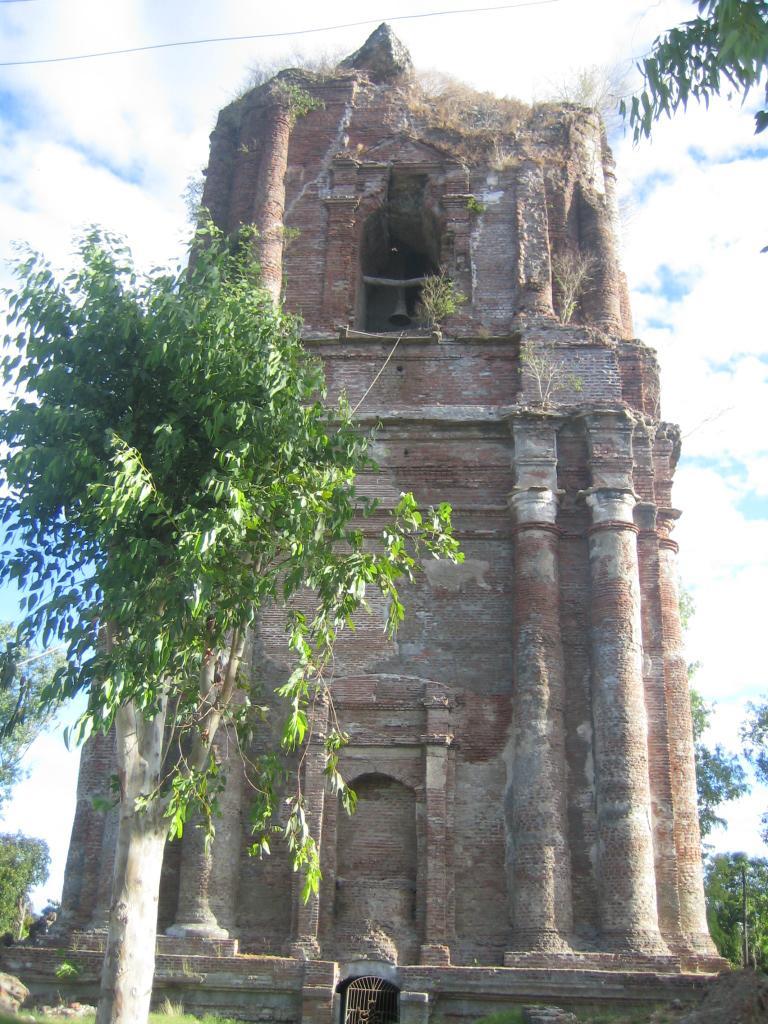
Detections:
[1, 0, 767, 906]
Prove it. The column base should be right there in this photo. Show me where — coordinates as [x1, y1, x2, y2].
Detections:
[166, 921, 229, 940]
[420, 943, 451, 965]
[682, 930, 721, 958]
[667, 930, 727, 968]
[598, 928, 669, 956]
[507, 929, 572, 955]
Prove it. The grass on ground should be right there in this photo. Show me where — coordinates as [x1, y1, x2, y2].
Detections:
[5, 1007, 241, 1024]
[473, 1011, 526, 1024]
[472, 1006, 684, 1024]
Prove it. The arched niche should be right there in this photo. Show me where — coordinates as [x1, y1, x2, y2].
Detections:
[334, 773, 418, 958]
[359, 171, 441, 332]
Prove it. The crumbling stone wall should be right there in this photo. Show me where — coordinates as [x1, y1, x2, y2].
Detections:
[58, 24, 722, 977]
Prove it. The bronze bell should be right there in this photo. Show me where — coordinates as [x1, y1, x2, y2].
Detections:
[388, 286, 412, 327]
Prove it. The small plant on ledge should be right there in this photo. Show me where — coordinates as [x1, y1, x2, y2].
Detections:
[415, 273, 467, 328]
[520, 340, 583, 408]
[466, 195, 486, 214]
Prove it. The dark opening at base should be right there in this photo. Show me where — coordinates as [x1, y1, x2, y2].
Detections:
[341, 976, 400, 1024]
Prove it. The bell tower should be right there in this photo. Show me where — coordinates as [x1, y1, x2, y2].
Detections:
[51, 25, 727, 1018]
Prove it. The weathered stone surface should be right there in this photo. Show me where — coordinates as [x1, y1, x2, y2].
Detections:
[339, 23, 413, 81]
[47, 22, 724, 1019]
[0, 970, 28, 1013]
[522, 1007, 578, 1024]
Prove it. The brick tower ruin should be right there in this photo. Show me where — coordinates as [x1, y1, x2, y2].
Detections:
[40, 23, 725, 1019]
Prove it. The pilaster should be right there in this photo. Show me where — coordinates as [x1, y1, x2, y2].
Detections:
[322, 183, 360, 327]
[419, 691, 453, 965]
[441, 192, 473, 302]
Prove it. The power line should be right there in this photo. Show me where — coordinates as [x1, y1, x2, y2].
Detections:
[0, 0, 563, 68]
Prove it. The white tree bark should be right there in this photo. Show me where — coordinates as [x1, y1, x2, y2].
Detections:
[95, 628, 246, 1024]
[96, 699, 168, 1024]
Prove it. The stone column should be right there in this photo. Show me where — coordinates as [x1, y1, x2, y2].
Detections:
[253, 96, 293, 303]
[208, 725, 245, 937]
[583, 412, 665, 953]
[420, 691, 453, 965]
[58, 729, 116, 932]
[515, 160, 554, 318]
[287, 701, 329, 960]
[506, 415, 572, 952]
[167, 727, 243, 939]
[88, 802, 119, 928]
[657, 510, 717, 956]
[635, 500, 683, 948]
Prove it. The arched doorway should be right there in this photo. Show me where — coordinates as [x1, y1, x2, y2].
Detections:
[341, 976, 399, 1024]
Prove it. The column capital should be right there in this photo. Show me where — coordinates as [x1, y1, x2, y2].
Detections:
[422, 695, 452, 709]
[580, 408, 637, 491]
[422, 732, 453, 747]
[656, 506, 682, 537]
[634, 500, 657, 533]
[508, 487, 560, 526]
[509, 415, 560, 491]
[584, 486, 637, 525]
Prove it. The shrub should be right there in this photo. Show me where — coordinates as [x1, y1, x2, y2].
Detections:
[415, 273, 467, 327]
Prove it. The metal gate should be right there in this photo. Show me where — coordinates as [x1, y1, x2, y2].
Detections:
[342, 977, 399, 1024]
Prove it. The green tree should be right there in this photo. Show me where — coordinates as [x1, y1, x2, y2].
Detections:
[622, 0, 768, 140]
[0, 222, 461, 1024]
[705, 852, 768, 967]
[691, 688, 749, 836]
[0, 833, 49, 940]
[742, 696, 768, 840]
[0, 622, 62, 809]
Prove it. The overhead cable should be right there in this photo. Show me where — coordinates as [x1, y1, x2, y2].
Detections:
[0, 0, 563, 67]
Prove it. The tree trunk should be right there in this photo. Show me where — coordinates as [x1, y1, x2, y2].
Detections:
[15, 897, 26, 941]
[95, 628, 244, 1024]
[741, 862, 749, 969]
[96, 699, 168, 1024]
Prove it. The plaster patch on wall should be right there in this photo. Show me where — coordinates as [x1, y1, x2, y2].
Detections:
[424, 558, 491, 592]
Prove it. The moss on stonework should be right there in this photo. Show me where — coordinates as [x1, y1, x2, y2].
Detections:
[472, 1011, 527, 1024]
